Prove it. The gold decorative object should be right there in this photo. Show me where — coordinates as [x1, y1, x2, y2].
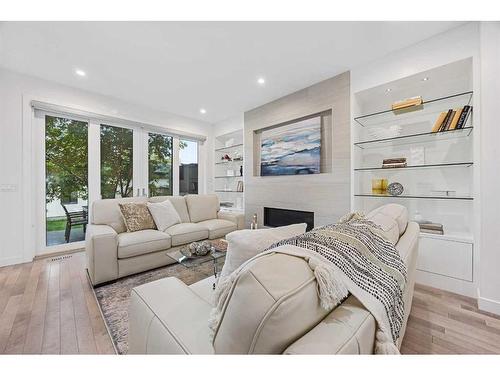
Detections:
[372, 178, 388, 194]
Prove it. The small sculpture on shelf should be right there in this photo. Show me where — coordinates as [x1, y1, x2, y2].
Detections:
[240, 165, 243, 176]
[221, 154, 232, 162]
[387, 182, 404, 196]
[250, 213, 258, 230]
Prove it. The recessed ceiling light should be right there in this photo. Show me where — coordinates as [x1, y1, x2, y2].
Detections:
[200, 108, 207, 114]
[75, 69, 86, 77]
[422, 77, 430, 81]
[257, 77, 266, 85]
[385, 88, 392, 93]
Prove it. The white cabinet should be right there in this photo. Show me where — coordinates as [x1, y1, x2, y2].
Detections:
[417, 236, 473, 281]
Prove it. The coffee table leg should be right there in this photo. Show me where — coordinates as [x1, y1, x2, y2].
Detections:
[213, 259, 217, 290]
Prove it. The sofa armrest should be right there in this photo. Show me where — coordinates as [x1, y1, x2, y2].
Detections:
[85, 224, 118, 285]
[217, 210, 245, 230]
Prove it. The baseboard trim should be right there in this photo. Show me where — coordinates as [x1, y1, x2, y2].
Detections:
[478, 295, 500, 316]
[34, 247, 84, 260]
[0, 255, 25, 268]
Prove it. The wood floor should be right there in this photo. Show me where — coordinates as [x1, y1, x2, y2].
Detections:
[0, 252, 114, 354]
[1, 251, 500, 355]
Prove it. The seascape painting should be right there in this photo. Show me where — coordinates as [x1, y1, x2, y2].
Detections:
[260, 116, 321, 176]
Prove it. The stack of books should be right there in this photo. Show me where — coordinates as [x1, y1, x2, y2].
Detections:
[382, 157, 407, 169]
[391, 96, 423, 110]
[418, 222, 444, 235]
[431, 105, 472, 133]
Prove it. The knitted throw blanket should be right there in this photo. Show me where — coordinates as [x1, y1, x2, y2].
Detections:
[267, 213, 407, 353]
[209, 213, 407, 354]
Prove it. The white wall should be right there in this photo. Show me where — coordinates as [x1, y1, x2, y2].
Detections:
[0, 68, 214, 266]
[213, 114, 244, 137]
[478, 22, 500, 315]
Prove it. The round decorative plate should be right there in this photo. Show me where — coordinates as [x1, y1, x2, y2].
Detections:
[387, 182, 404, 196]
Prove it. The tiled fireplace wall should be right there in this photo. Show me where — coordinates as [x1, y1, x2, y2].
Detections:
[243, 71, 351, 228]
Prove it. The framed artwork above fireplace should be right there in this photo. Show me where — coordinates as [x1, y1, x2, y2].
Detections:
[259, 115, 322, 176]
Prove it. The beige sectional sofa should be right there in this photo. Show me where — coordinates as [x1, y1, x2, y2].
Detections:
[128, 204, 419, 354]
[85, 194, 244, 286]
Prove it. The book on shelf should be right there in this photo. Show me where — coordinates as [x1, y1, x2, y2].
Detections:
[236, 181, 244, 192]
[391, 96, 423, 110]
[420, 228, 444, 235]
[456, 105, 472, 129]
[431, 105, 473, 133]
[431, 112, 448, 132]
[448, 108, 463, 130]
[442, 110, 456, 131]
[382, 157, 407, 169]
[382, 162, 407, 169]
[438, 109, 454, 132]
[418, 222, 444, 235]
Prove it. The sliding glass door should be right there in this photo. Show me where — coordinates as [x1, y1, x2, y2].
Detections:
[45, 115, 89, 246]
[100, 124, 134, 198]
[36, 111, 198, 254]
[148, 133, 173, 197]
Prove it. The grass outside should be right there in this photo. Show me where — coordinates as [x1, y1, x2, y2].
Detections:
[46, 218, 67, 231]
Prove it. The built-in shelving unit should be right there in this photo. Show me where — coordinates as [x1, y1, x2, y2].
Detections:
[214, 130, 244, 212]
[352, 58, 478, 296]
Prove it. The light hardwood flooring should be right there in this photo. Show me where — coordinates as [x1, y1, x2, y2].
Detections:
[0, 252, 114, 354]
[1, 251, 500, 355]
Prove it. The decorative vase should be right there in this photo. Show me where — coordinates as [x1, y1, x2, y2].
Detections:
[387, 182, 404, 196]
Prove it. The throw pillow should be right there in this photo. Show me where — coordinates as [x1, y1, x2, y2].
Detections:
[219, 223, 307, 279]
[118, 203, 156, 232]
[147, 200, 181, 232]
[365, 211, 399, 245]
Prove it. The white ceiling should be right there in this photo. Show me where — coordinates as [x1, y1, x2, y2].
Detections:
[0, 22, 466, 124]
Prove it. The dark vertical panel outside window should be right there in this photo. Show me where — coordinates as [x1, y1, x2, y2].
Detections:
[179, 139, 198, 195]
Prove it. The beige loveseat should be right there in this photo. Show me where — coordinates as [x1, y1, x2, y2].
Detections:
[85, 194, 244, 286]
[128, 204, 419, 354]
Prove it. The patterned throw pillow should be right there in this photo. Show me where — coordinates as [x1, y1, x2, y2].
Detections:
[118, 203, 157, 232]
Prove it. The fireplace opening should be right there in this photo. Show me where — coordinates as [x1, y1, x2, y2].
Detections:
[264, 207, 314, 231]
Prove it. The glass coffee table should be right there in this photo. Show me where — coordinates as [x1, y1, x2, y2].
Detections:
[168, 247, 226, 290]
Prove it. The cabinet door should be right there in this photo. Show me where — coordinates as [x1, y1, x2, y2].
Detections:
[417, 237, 473, 281]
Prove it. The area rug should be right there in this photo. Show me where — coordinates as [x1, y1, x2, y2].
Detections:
[93, 239, 227, 354]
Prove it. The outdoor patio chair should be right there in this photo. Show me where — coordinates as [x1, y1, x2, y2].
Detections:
[61, 203, 88, 243]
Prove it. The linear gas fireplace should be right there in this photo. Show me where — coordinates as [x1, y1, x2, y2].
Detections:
[264, 207, 314, 231]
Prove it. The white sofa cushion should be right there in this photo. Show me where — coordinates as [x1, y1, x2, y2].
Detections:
[129, 278, 214, 354]
[213, 252, 332, 354]
[219, 223, 307, 279]
[117, 230, 172, 259]
[165, 223, 209, 246]
[185, 194, 219, 223]
[199, 219, 237, 239]
[148, 196, 191, 223]
[147, 200, 181, 231]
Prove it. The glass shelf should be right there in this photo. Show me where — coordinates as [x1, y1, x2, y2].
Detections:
[354, 126, 473, 149]
[215, 159, 243, 165]
[214, 175, 243, 178]
[355, 193, 473, 201]
[214, 190, 243, 193]
[354, 162, 473, 171]
[215, 143, 244, 152]
[354, 91, 473, 128]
